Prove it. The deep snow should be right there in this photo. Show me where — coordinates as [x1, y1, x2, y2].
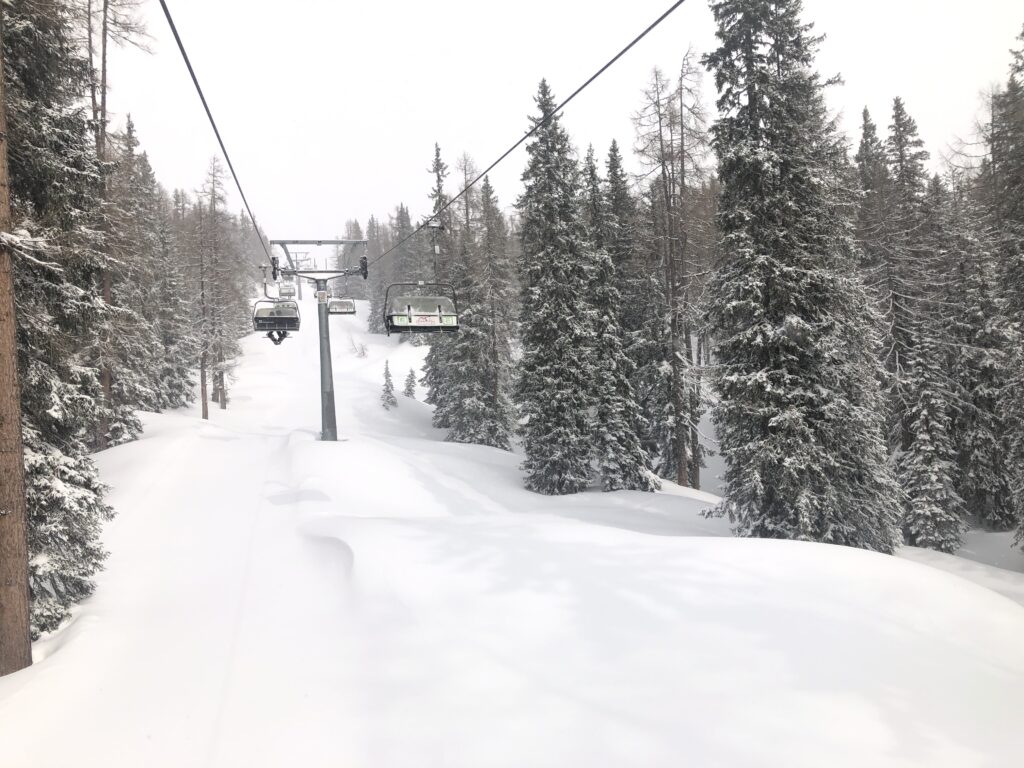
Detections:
[1, 298, 1023, 768]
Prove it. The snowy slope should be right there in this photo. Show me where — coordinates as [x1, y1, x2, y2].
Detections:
[1, 298, 1023, 768]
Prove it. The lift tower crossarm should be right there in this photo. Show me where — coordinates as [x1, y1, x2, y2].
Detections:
[270, 239, 368, 269]
[269, 240, 368, 246]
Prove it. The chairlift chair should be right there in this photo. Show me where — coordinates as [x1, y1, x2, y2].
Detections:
[328, 298, 357, 315]
[279, 282, 296, 298]
[383, 283, 459, 336]
[253, 299, 301, 333]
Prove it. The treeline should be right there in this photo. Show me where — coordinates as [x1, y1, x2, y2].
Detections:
[359, 3, 1024, 556]
[5, 0, 262, 635]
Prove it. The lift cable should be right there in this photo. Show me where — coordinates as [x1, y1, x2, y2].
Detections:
[159, 0, 688, 271]
[365, 0, 689, 270]
[157, 0, 274, 263]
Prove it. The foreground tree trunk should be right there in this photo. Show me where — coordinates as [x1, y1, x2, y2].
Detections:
[0, 7, 33, 676]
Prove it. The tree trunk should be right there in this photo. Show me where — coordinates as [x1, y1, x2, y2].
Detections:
[0, 7, 33, 676]
[198, 206, 209, 420]
[95, 0, 111, 450]
[689, 333, 703, 490]
[216, 351, 226, 409]
[200, 350, 209, 420]
[87, 0, 99, 148]
[99, 0, 108, 154]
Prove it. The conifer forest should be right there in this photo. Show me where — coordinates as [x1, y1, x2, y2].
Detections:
[1, 1, 1023, 765]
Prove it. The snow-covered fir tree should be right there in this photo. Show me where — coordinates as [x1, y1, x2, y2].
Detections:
[404, 368, 417, 399]
[853, 108, 890, 273]
[154, 189, 198, 410]
[5, 0, 114, 634]
[581, 147, 658, 491]
[390, 204, 420, 285]
[882, 176, 969, 551]
[515, 80, 598, 494]
[881, 97, 935, 449]
[440, 175, 514, 449]
[103, 118, 162, 432]
[897, 331, 967, 553]
[365, 216, 389, 334]
[381, 361, 397, 410]
[421, 145, 457, 425]
[702, 0, 901, 551]
[606, 148, 671, 471]
[980, 27, 1024, 548]
[429, 154, 477, 430]
[936, 177, 1018, 531]
[334, 220, 367, 300]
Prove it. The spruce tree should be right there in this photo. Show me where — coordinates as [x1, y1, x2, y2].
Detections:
[104, 118, 163, 423]
[404, 368, 417, 398]
[366, 216, 389, 334]
[853, 108, 891, 272]
[431, 157, 478, 433]
[390, 205, 420, 284]
[702, 0, 900, 551]
[884, 176, 970, 551]
[582, 147, 657, 491]
[441, 176, 514, 449]
[381, 360, 397, 410]
[334, 220, 366, 300]
[615, 174, 671, 473]
[852, 98, 934, 451]
[898, 332, 967, 553]
[604, 140, 637, 280]
[986, 27, 1024, 548]
[156, 189, 198, 409]
[422, 145, 457, 424]
[515, 80, 597, 494]
[941, 179, 1018, 530]
[6, 0, 114, 634]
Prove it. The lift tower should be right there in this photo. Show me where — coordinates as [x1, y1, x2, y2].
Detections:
[269, 240, 368, 442]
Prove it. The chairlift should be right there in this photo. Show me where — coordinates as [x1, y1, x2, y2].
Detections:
[383, 282, 459, 336]
[253, 299, 300, 344]
[279, 282, 296, 298]
[328, 298, 357, 315]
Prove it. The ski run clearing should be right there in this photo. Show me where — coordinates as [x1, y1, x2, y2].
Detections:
[1, 299, 1023, 768]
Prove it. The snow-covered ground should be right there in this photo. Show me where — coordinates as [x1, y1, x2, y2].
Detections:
[1, 298, 1023, 768]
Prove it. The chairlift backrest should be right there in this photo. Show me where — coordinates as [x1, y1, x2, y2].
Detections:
[383, 282, 459, 335]
[253, 299, 300, 334]
[395, 296, 455, 315]
[328, 299, 357, 315]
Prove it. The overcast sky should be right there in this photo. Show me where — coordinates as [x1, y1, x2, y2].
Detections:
[108, 0, 1022, 261]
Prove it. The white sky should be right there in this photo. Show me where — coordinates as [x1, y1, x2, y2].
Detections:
[108, 0, 1022, 252]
